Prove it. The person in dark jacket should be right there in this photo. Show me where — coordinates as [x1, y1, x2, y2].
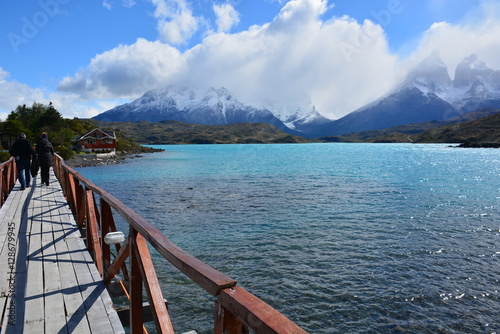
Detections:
[36, 132, 55, 186]
[9, 132, 36, 190]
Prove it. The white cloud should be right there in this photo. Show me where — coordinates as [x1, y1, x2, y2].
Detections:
[0, 68, 113, 120]
[401, 3, 500, 80]
[58, 0, 397, 119]
[0, 68, 47, 119]
[176, 0, 398, 118]
[150, 0, 199, 45]
[103, 0, 136, 10]
[275, 0, 328, 23]
[56, 0, 500, 120]
[58, 38, 183, 100]
[213, 3, 240, 33]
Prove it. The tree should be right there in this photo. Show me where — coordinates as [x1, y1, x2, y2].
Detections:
[7, 102, 63, 137]
[2, 119, 30, 137]
[38, 102, 63, 130]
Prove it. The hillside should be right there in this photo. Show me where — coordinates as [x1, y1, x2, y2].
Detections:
[318, 108, 500, 143]
[93, 120, 312, 144]
[414, 111, 500, 143]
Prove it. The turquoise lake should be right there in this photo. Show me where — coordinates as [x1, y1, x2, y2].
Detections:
[76, 143, 500, 333]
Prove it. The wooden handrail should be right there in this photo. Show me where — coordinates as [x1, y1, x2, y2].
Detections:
[0, 157, 17, 209]
[53, 154, 308, 333]
[215, 287, 306, 334]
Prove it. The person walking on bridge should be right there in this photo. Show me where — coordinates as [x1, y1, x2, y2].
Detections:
[9, 132, 36, 190]
[36, 132, 55, 186]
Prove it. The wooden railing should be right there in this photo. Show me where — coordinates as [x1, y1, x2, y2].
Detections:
[53, 154, 307, 334]
[0, 157, 17, 209]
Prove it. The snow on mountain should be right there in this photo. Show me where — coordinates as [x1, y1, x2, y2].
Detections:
[314, 53, 500, 137]
[93, 85, 328, 136]
[401, 51, 452, 98]
[93, 85, 307, 135]
[453, 54, 493, 88]
[447, 54, 500, 111]
[400, 53, 500, 110]
[262, 101, 331, 130]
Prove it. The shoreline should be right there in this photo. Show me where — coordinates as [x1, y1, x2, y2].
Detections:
[65, 147, 165, 168]
[64, 153, 139, 168]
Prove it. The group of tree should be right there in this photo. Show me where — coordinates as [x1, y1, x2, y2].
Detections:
[1, 102, 157, 162]
[0, 102, 96, 161]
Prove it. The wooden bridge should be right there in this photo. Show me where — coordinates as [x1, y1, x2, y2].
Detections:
[0, 156, 307, 333]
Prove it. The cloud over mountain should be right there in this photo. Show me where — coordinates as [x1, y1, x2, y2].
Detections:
[54, 0, 500, 120]
[58, 39, 183, 99]
[58, 0, 397, 119]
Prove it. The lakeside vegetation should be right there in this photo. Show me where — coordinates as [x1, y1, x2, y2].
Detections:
[93, 120, 312, 144]
[0, 103, 159, 162]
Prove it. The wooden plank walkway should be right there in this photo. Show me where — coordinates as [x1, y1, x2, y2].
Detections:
[0, 170, 124, 334]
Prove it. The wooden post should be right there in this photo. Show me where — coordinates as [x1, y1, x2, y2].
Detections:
[133, 233, 175, 333]
[76, 183, 86, 228]
[7, 158, 18, 193]
[67, 173, 77, 215]
[129, 229, 143, 333]
[214, 301, 249, 334]
[9, 159, 16, 190]
[0, 166, 4, 207]
[86, 190, 103, 275]
[92, 191, 101, 229]
[216, 287, 308, 334]
[101, 199, 112, 278]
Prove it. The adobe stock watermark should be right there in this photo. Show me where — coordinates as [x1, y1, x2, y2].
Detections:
[340, 0, 403, 63]
[7, 0, 71, 54]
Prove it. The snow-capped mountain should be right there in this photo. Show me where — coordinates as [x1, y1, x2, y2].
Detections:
[401, 51, 453, 97]
[263, 101, 331, 133]
[93, 85, 326, 136]
[93, 86, 297, 134]
[448, 54, 500, 111]
[315, 53, 500, 136]
[405, 52, 500, 111]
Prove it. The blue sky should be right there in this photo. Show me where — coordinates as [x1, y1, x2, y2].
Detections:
[1, 0, 499, 119]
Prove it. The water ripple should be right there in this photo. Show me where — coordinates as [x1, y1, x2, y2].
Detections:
[77, 143, 500, 333]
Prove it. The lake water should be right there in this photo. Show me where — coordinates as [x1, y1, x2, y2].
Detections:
[76, 143, 500, 333]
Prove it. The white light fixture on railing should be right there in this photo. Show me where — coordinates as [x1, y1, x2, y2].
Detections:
[104, 231, 125, 245]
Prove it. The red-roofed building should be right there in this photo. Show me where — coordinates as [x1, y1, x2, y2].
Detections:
[75, 128, 117, 153]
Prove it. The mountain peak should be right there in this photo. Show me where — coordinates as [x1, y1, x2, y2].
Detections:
[398, 53, 500, 111]
[315, 53, 500, 136]
[402, 51, 452, 96]
[453, 54, 494, 88]
[93, 85, 309, 136]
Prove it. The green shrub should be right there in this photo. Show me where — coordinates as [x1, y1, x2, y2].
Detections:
[58, 145, 75, 161]
[0, 152, 11, 163]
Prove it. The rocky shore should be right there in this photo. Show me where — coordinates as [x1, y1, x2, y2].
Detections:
[457, 142, 500, 148]
[64, 153, 127, 167]
[65, 147, 165, 168]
